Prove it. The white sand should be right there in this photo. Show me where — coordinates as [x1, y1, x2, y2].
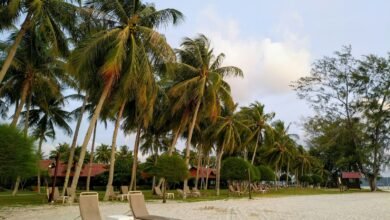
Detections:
[1, 192, 389, 220]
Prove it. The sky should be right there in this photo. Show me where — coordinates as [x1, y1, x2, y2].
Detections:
[1, 1, 390, 174]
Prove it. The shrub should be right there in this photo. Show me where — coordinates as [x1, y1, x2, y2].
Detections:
[300, 175, 313, 185]
[153, 154, 188, 183]
[221, 157, 257, 181]
[0, 124, 37, 182]
[257, 165, 275, 181]
[311, 174, 323, 186]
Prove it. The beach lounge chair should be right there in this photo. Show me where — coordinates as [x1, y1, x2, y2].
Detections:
[154, 186, 164, 198]
[107, 185, 119, 201]
[79, 192, 102, 220]
[228, 185, 242, 196]
[184, 185, 199, 197]
[128, 191, 180, 220]
[176, 189, 186, 198]
[46, 187, 69, 203]
[118, 186, 129, 201]
[191, 187, 201, 197]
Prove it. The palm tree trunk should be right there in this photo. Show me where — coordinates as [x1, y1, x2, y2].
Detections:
[0, 12, 32, 83]
[129, 125, 142, 190]
[68, 76, 114, 203]
[216, 144, 225, 196]
[168, 124, 181, 156]
[274, 164, 278, 190]
[23, 91, 32, 136]
[62, 95, 88, 196]
[10, 80, 30, 126]
[194, 144, 202, 189]
[183, 99, 202, 190]
[251, 132, 261, 165]
[286, 159, 290, 186]
[162, 179, 167, 203]
[205, 154, 210, 190]
[86, 121, 97, 191]
[36, 136, 44, 194]
[104, 101, 126, 200]
[151, 144, 158, 194]
[12, 90, 32, 196]
[12, 177, 21, 196]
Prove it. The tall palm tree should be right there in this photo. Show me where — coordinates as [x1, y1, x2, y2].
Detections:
[25, 93, 72, 193]
[1, 29, 66, 127]
[265, 120, 297, 186]
[67, 0, 182, 201]
[0, 0, 78, 83]
[207, 106, 249, 196]
[94, 144, 111, 164]
[169, 34, 243, 190]
[239, 102, 275, 165]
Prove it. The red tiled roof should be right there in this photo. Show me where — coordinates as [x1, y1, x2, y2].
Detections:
[40, 160, 108, 177]
[341, 172, 362, 179]
[189, 167, 216, 179]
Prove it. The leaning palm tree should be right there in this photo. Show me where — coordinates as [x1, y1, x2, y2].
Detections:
[1, 28, 66, 127]
[26, 93, 73, 193]
[0, 0, 78, 83]
[206, 105, 250, 196]
[169, 34, 243, 190]
[67, 0, 182, 201]
[264, 120, 297, 187]
[239, 102, 275, 165]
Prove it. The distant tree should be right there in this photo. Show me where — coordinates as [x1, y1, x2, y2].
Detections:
[0, 124, 37, 190]
[311, 174, 323, 187]
[221, 157, 258, 181]
[94, 144, 111, 164]
[257, 165, 275, 182]
[153, 154, 188, 203]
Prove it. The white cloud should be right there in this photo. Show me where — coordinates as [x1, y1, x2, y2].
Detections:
[196, 7, 311, 105]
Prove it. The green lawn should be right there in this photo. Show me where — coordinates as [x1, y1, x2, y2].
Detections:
[0, 187, 373, 207]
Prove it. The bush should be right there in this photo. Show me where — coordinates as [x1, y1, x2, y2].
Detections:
[153, 154, 188, 183]
[300, 175, 313, 185]
[311, 174, 323, 186]
[221, 157, 256, 181]
[257, 165, 275, 181]
[0, 124, 37, 182]
[249, 163, 261, 181]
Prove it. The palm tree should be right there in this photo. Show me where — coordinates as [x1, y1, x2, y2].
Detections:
[94, 144, 111, 164]
[61, 94, 88, 196]
[265, 120, 297, 187]
[169, 34, 243, 190]
[67, 0, 182, 201]
[239, 102, 275, 164]
[207, 106, 249, 196]
[25, 93, 72, 193]
[0, 0, 78, 83]
[1, 29, 66, 127]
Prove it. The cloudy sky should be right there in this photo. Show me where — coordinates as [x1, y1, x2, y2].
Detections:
[2, 0, 390, 173]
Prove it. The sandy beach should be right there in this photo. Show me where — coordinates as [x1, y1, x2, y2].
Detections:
[1, 192, 389, 220]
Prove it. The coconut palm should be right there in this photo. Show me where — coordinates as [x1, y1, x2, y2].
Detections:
[239, 102, 275, 165]
[169, 34, 243, 190]
[1, 29, 66, 127]
[67, 0, 182, 201]
[24, 93, 72, 193]
[0, 0, 78, 83]
[94, 144, 111, 164]
[206, 105, 250, 196]
[264, 120, 297, 186]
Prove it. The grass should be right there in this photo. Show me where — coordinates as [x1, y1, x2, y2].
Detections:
[0, 187, 375, 207]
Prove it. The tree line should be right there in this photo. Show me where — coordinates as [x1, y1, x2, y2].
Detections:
[0, 1, 388, 199]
